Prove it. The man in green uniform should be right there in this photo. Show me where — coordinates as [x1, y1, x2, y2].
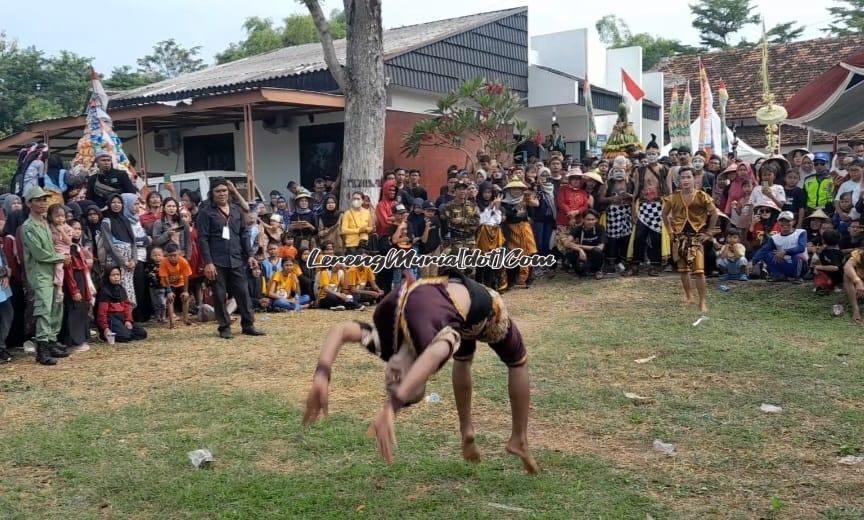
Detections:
[441, 181, 480, 276]
[22, 186, 69, 365]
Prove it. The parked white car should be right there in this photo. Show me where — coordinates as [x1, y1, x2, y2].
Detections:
[146, 171, 264, 201]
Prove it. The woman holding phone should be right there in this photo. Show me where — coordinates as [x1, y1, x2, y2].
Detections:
[152, 197, 191, 258]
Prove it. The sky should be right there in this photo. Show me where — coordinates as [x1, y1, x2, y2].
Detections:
[1, 0, 838, 73]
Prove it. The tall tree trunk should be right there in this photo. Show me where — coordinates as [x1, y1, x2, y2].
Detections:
[305, 0, 386, 208]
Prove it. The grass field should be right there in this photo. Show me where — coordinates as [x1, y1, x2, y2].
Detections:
[1, 275, 863, 519]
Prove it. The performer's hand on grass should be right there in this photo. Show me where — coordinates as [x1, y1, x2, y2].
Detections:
[303, 374, 329, 425]
[369, 405, 396, 465]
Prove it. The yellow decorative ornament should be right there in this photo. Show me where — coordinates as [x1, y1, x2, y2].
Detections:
[754, 20, 786, 155]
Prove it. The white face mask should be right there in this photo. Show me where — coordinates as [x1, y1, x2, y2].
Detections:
[351, 199, 362, 209]
[646, 151, 659, 163]
[692, 158, 705, 170]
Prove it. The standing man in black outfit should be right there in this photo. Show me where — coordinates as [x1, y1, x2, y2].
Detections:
[197, 178, 265, 339]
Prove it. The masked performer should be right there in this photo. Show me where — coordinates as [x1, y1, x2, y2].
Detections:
[626, 136, 670, 276]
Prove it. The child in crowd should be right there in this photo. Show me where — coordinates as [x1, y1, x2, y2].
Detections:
[782, 169, 807, 229]
[812, 229, 844, 293]
[279, 233, 298, 260]
[262, 243, 282, 281]
[146, 247, 167, 323]
[346, 249, 385, 303]
[159, 243, 192, 328]
[48, 204, 72, 303]
[62, 220, 94, 352]
[97, 266, 148, 343]
[833, 192, 855, 236]
[269, 257, 310, 310]
[717, 228, 748, 281]
[316, 261, 364, 311]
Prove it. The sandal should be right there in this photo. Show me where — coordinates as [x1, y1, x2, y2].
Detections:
[594, 271, 605, 280]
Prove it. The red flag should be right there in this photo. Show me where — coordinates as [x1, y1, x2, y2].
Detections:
[621, 69, 645, 102]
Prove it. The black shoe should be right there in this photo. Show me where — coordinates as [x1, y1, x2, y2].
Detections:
[49, 345, 70, 358]
[0, 348, 12, 363]
[36, 343, 57, 366]
[219, 328, 234, 339]
[241, 327, 266, 336]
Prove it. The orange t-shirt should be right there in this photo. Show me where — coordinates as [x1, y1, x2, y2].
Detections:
[159, 257, 193, 288]
[279, 245, 298, 259]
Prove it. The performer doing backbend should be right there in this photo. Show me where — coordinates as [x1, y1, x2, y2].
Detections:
[303, 271, 538, 474]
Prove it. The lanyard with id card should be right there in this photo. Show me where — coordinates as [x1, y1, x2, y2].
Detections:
[218, 208, 231, 240]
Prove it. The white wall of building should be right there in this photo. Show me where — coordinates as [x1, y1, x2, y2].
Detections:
[387, 86, 443, 114]
[642, 72, 665, 145]
[530, 29, 588, 79]
[527, 65, 578, 108]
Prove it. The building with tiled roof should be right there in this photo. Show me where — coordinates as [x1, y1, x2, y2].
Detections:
[654, 35, 864, 152]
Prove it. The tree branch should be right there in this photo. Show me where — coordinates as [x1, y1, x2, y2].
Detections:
[303, 0, 347, 91]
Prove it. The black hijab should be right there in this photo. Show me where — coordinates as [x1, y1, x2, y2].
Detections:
[319, 194, 341, 228]
[476, 181, 494, 212]
[78, 199, 101, 240]
[2, 209, 27, 238]
[104, 194, 134, 243]
[98, 267, 128, 303]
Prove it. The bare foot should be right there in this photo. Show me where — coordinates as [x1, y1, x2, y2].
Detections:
[506, 437, 539, 475]
[853, 315, 863, 325]
[683, 296, 695, 306]
[700, 301, 709, 313]
[461, 430, 482, 463]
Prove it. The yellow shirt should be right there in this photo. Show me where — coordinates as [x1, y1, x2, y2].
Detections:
[341, 208, 373, 248]
[347, 266, 375, 288]
[271, 271, 299, 297]
[663, 190, 716, 234]
[316, 269, 346, 301]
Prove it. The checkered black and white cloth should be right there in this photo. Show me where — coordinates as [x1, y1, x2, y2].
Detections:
[637, 200, 663, 233]
[606, 204, 633, 238]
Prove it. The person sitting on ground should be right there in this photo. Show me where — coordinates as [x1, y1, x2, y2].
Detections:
[840, 219, 864, 255]
[316, 260, 364, 311]
[247, 264, 271, 312]
[843, 245, 864, 324]
[302, 270, 538, 474]
[160, 243, 192, 328]
[812, 229, 844, 293]
[750, 201, 781, 251]
[833, 192, 856, 236]
[261, 242, 282, 281]
[97, 266, 148, 343]
[269, 257, 310, 311]
[717, 228, 748, 281]
[750, 211, 808, 283]
[562, 209, 606, 279]
[346, 249, 384, 304]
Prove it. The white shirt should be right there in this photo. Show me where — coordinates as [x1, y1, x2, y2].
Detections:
[749, 184, 786, 209]
[479, 206, 502, 226]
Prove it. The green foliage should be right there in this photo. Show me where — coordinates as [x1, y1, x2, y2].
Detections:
[0, 33, 90, 137]
[0, 159, 16, 193]
[215, 10, 347, 64]
[823, 0, 864, 36]
[103, 65, 163, 90]
[766, 21, 805, 43]
[690, 0, 760, 49]
[595, 15, 697, 70]
[137, 39, 205, 79]
[401, 78, 536, 169]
